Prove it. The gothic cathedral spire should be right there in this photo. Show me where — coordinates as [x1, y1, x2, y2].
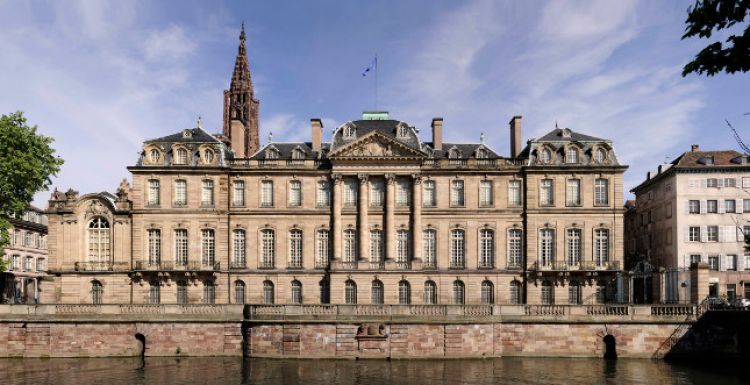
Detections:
[223, 22, 260, 158]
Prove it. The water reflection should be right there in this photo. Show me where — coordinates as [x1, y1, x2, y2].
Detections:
[0, 356, 744, 385]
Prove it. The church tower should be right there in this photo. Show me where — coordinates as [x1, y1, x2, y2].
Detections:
[223, 23, 260, 158]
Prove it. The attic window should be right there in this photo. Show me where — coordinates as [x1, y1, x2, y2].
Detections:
[398, 126, 408, 137]
[449, 149, 461, 159]
[701, 156, 714, 165]
[292, 149, 305, 160]
[344, 126, 355, 138]
[476, 149, 488, 159]
[594, 148, 607, 163]
[561, 128, 572, 138]
[182, 129, 193, 138]
[540, 148, 552, 163]
[175, 148, 189, 164]
[149, 149, 161, 163]
[266, 149, 280, 159]
[566, 148, 578, 164]
[203, 149, 215, 163]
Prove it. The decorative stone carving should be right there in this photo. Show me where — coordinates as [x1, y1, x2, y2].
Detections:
[85, 200, 109, 218]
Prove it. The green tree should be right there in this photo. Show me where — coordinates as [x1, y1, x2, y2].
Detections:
[682, 0, 750, 76]
[0, 112, 63, 271]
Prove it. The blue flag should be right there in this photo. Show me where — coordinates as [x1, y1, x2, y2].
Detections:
[362, 56, 377, 77]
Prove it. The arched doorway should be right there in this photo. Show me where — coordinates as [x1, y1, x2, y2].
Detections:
[135, 333, 146, 357]
[603, 334, 617, 359]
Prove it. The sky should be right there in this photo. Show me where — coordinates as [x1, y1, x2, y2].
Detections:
[0, 0, 748, 207]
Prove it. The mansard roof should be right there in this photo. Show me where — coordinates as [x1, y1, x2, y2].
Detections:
[250, 142, 331, 160]
[670, 150, 745, 168]
[426, 143, 502, 159]
[521, 127, 621, 166]
[535, 128, 606, 143]
[330, 119, 421, 151]
[144, 127, 222, 144]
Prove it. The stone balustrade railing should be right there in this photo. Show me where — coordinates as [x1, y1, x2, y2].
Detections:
[0, 304, 707, 323]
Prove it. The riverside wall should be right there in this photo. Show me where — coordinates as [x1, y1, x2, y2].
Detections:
[2, 304, 745, 359]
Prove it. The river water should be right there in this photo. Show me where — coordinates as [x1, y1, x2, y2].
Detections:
[0, 357, 743, 385]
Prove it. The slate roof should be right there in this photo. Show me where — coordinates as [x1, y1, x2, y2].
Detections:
[144, 127, 222, 144]
[331, 120, 421, 151]
[250, 142, 331, 160]
[520, 127, 620, 166]
[426, 143, 502, 159]
[535, 128, 606, 142]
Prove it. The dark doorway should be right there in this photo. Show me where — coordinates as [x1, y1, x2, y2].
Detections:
[135, 333, 146, 357]
[603, 335, 617, 359]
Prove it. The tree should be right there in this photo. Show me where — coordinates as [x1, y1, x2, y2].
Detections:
[0, 112, 63, 271]
[682, 0, 750, 76]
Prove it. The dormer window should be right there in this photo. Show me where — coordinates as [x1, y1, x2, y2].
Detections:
[540, 148, 552, 163]
[449, 148, 461, 159]
[344, 126, 355, 138]
[175, 148, 189, 164]
[182, 129, 193, 138]
[594, 148, 607, 163]
[292, 149, 305, 160]
[149, 149, 161, 163]
[266, 148, 280, 159]
[702, 157, 714, 165]
[398, 126, 408, 137]
[565, 148, 578, 164]
[561, 128, 572, 138]
[476, 149, 488, 159]
[203, 149, 214, 163]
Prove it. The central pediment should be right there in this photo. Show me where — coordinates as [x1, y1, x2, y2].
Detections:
[329, 131, 425, 159]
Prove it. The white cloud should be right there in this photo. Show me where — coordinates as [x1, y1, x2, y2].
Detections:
[142, 25, 197, 62]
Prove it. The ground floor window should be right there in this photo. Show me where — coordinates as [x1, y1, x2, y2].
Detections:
[510, 281, 522, 304]
[568, 281, 581, 305]
[727, 284, 736, 301]
[541, 280, 554, 305]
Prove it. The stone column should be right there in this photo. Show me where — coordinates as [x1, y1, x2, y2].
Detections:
[385, 174, 396, 262]
[358, 174, 369, 264]
[411, 174, 422, 267]
[332, 174, 343, 263]
[690, 262, 710, 304]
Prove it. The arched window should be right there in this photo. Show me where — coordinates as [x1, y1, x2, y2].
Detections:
[345, 280, 357, 304]
[540, 148, 552, 163]
[510, 280, 522, 305]
[596, 280, 608, 304]
[450, 229, 465, 268]
[507, 229, 522, 269]
[235, 280, 246, 304]
[371, 280, 384, 304]
[566, 148, 578, 163]
[289, 229, 303, 268]
[479, 229, 494, 268]
[175, 148, 188, 164]
[320, 278, 331, 304]
[88, 218, 110, 264]
[316, 230, 330, 268]
[263, 280, 275, 304]
[149, 280, 160, 304]
[260, 229, 275, 268]
[399, 280, 411, 305]
[452, 280, 465, 304]
[481, 280, 494, 304]
[149, 149, 161, 163]
[233, 229, 245, 268]
[203, 149, 214, 163]
[291, 280, 303, 304]
[594, 148, 607, 163]
[203, 281, 215, 304]
[569, 280, 581, 304]
[344, 126, 355, 138]
[424, 280, 437, 304]
[541, 280, 554, 305]
[176, 280, 188, 304]
[91, 280, 103, 305]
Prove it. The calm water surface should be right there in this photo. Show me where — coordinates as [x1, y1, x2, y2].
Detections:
[0, 357, 743, 385]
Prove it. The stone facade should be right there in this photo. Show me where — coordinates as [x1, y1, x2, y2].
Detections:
[2, 206, 48, 304]
[629, 145, 750, 303]
[44, 27, 627, 307]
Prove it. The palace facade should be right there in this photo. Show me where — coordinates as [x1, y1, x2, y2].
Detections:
[44, 27, 627, 306]
[2, 206, 48, 304]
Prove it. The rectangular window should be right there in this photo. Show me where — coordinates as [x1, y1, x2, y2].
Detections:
[289, 230, 302, 268]
[147, 229, 161, 265]
[11, 255, 19, 270]
[725, 200, 736, 213]
[508, 180, 521, 207]
[566, 229, 581, 265]
[422, 180, 436, 207]
[423, 230, 436, 267]
[316, 230, 330, 268]
[174, 179, 187, 206]
[689, 200, 700, 214]
[450, 230, 465, 268]
[725, 178, 737, 188]
[708, 255, 719, 271]
[727, 284, 737, 301]
[507, 229, 522, 268]
[201, 229, 215, 266]
[689, 226, 701, 242]
[451, 180, 465, 206]
[174, 229, 188, 265]
[594, 178, 609, 205]
[566, 179, 581, 206]
[744, 177, 750, 188]
[539, 229, 555, 266]
[233, 230, 246, 267]
[370, 230, 384, 263]
[317, 181, 330, 207]
[690, 254, 701, 266]
[707, 178, 718, 188]
[36, 258, 45, 272]
[396, 178, 411, 207]
[147, 180, 160, 206]
[233, 180, 245, 206]
[707, 200, 718, 213]
[344, 179, 358, 207]
[397, 230, 410, 264]
[343, 230, 357, 263]
[261, 230, 275, 268]
[479, 229, 494, 268]
[201, 180, 214, 206]
[707, 226, 719, 242]
[370, 178, 384, 207]
[540, 179, 554, 206]
[745, 199, 750, 213]
[479, 180, 493, 207]
[24, 256, 32, 271]
[289, 180, 302, 207]
[261, 180, 274, 207]
[726, 254, 737, 271]
[594, 229, 609, 266]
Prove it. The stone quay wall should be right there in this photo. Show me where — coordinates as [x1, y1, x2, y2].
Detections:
[0, 304, 712, 359]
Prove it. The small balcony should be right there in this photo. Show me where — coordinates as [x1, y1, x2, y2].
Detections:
[369, 261, 385, 270]
[133, 261, 220, 271]
[74, 262, 129, 272]
[395, 261, 411, 270]
[530, 260, 621, 271]
[230, 261, 247, 270]
[422, 261, 437, 270]
[287, 261, 303, 270]
[314, 260, 330, 270]
[258, 261, 275, 270]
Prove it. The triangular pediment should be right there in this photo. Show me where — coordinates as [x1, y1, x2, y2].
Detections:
[329, 131, 425, 159]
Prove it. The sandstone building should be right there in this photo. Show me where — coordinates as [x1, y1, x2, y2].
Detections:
[44, 27, 627, 306]
[629, 145, 750, 304]
[2, 206, 48, 304]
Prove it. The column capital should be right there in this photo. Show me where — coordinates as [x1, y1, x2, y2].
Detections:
[411, 174, 423, 185]
[332, 173, 343, 185]
[358, 173, 369, 185]
[385, 173, 396, 185]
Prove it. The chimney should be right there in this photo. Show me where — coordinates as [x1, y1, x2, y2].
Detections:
[431, 118, 443, 151]
[691, 144, 700, 152]
[311, 118, 323, 152]
[509, 115, 522, 158]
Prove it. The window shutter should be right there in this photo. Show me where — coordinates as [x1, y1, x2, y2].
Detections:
[717, 179, 725, 188]
[700, 200, 706, 214]
[719, 254, 725, 271]
[737, 226, 744, 242]
[739, 255, 746, 271]
[701, 253, 708, 263]
[684, 226, 691, 242]
[701, 179, 708, 188]
[718, 202, 725, 214]
[700, 226, 708, 242]
[684, 200, 690, 214]
[728, 226, 738, 242]
[719, 227, 725, 242]
[738, 199, 744, 213]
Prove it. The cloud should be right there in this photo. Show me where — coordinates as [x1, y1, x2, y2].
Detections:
[142, 25, 197, 62]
